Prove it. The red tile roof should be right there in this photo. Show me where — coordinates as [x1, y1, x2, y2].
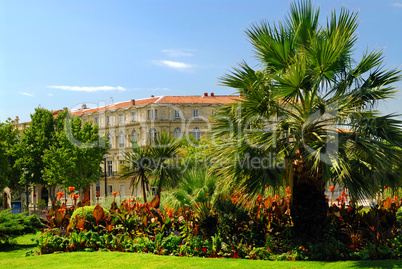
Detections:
[70, 95, 239, 115]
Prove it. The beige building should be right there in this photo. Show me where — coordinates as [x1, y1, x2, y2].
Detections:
[69, 93, 238, 202]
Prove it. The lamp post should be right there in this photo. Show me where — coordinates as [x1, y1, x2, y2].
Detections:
[104, 154, 108, 198]
[23, 168, 29, 215]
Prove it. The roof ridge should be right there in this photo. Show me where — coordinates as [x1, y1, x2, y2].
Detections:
[155, 96, 165, 103]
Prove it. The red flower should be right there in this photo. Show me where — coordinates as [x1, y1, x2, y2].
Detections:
[112, 190, 118, 196]
[56, 191, 65, 200]
[68, 186, 75, 193]
[167, 208, 174, 218]
[329, 185, 335, 192]
[350, 244, 355, 249]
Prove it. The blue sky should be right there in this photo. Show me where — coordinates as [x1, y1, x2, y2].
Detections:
[1, 0, 401, 123]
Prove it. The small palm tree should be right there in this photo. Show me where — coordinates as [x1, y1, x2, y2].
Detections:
[119, 142, 153, 203]
[164, 168, 220, 210]
[149, 131, 182, 207]
[214, 0, 402, 243]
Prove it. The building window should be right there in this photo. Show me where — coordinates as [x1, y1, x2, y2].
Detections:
[107, 185, 113, 196]
[132, 112, 136, 121]
[149, 128, 157, 142]
[193, 127, 201, 140]
[107, 116, 111, 125]
[120, 185, 125, 197]
[119, 114, 123, 123]
[107, 133, 112, 148]
[174, 110, 180, 119]
[107, 161, 113, 177]
[193, 109, 199, 118]
[132, 130, 137, 143]
[119, 160, 124, 166]
[148, 110, 158, 120]
[173, 128, 181, 138]
[95, 117, 99, 124]
[119, 132, 124, 147]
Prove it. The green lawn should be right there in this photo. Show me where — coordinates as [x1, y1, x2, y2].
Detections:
[1, 233, 401, 269]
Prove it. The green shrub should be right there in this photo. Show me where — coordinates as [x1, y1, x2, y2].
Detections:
[36, 199, 47, 207]
[69, 206, 110, 231]
[0, 209, 43, 245]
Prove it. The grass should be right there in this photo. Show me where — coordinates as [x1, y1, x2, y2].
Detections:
[1, 233, 402, 269]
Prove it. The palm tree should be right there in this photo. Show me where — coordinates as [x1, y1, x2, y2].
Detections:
[213, 0, 402, 243]
[149, 131, 182, 207]
[164, 167, 220, 210]
[119, 142, 153, 204]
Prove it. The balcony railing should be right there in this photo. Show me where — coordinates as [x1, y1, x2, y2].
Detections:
[99, 171, 119, 177]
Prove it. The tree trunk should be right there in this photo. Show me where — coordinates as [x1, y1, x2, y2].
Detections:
[290, 153, 329, 244]
[48, 186, 57, 206]
[156, 168, 164, 208]
[141, 174, 147, 204]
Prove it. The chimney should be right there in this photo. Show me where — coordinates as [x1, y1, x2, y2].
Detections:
[210, 92, 215, 97]
[15, 116, 19, 124]
[131, 99, 135, 106]
[203, 92, 208, 97]
[81, 104, 87, 110]
[150, 95, 154, 98]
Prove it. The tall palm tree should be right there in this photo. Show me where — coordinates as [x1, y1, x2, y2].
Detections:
[149, 131, 182, 207]
[119, 142, 153, 203]
[213, 0, 402, 243]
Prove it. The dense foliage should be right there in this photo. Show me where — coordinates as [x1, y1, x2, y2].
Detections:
[33, 191, 402, 261]
[0, 210, 43, 246]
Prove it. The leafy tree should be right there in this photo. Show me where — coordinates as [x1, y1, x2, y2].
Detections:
[17, 108, 55, 193]
[119, 142, 153, 204]
[0, 119, 22, 192]
[213, 0, 402, 243]
[43, 111, 108, 193]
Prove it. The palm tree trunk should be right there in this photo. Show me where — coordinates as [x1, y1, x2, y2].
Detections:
[290, 154, 329, 244]
[141, 174, 147, 204]
[156, 168, 164, 208]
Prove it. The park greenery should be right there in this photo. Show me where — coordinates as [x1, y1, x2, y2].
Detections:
[2, 0, 402, 263]
[0, 107, 107, 203]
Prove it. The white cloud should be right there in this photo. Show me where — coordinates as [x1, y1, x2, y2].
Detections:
[21, 92, 34, 97]
[48, 93, 54, 96]
[152, 87, 171, 92]
[392, 3, 402, 7]
[132, 87, 172, 92]
[153, 60, 194, 71]
[47, 86, 126, 92]
[161, 49, 194, 57]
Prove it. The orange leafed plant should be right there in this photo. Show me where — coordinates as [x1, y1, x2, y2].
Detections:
[112, 191, 119, 196]
[68, 186, 75, 193]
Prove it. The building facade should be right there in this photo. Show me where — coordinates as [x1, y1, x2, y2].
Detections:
[8, 93, 238, 206]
